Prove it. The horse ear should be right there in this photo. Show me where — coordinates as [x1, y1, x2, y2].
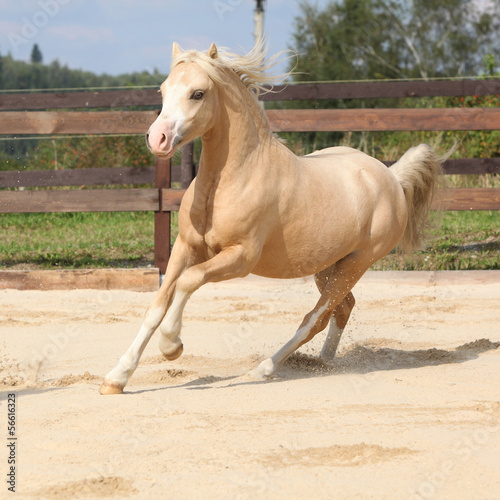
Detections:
[208, 43, 218, 60]
[172, 42, 182, 59]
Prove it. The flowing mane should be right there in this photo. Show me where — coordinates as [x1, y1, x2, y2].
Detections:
[171, 42, 291, 97]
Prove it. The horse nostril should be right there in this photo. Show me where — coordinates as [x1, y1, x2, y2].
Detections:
[145, 131, 150, 149]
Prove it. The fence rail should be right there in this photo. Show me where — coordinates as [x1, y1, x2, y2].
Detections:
[2, 78, 500, 110]
[3, 107, 500, 135]
[1, 79, 499, 275]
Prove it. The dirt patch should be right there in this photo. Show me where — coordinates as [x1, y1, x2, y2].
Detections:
[49, 371, 102, 387]
[260, 443, 417, 468]
[30, 476, 136, 498]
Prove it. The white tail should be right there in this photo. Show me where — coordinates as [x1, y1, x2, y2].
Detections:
[390, 144, 446, 253]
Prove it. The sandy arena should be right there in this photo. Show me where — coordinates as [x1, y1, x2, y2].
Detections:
[1, 272, 500, 499]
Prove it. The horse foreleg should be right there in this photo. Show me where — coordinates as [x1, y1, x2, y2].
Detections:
[247, 254, 364, 380]
[99, 239, 192, 395]
[155, 243, 258, 359]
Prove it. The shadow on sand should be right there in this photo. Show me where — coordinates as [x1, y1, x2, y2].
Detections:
[149, 338, 500, 392]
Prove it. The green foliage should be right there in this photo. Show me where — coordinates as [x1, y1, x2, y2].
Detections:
[30, 44, 42, 64]
[28, 136, 153, 171]
[0, 135, 155, 173]
[0, 48, 166, 91]
[280, 0, 500, 156]
[291, 0, 500, 80]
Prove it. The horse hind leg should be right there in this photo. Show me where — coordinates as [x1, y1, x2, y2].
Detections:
[320, 292, 355, 363]
[314, 265, 356, 362]
[247, 254, 363, 380]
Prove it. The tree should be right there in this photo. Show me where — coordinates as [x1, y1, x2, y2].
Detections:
[30, 44, 43, 64]
[290, 0, 500, 81]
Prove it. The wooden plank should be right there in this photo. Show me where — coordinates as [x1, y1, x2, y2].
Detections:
[266, 108, 500, 132]
[161, 188, 186, 211]
[160, 188, 499, 212]
[2, 80, 500, 110]
[0, 188, 159, 213]
[2, 107, 500, 135]
[443, 158, 500, 175]
[0, 159, 498, 191]
[1, 158, 497, 191]
[0, 166, 188, 188]
[361, 270, 500, 285]
[154, 157, 171, 275]
[3, 107, 500, 135]
[433, 188, 500, 210]
[0, 268, 159, 291]
[262, 79, 500, 101]
[0, 110, 156, 134]
[1, 187, 493, 213]
[0, 166, 155, 188]
[0, 89, 161, 111]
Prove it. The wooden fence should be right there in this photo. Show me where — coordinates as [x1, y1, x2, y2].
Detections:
[1, 79, 500, 276]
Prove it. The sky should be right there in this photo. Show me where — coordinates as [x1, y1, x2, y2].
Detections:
[0, 0, 333, 77]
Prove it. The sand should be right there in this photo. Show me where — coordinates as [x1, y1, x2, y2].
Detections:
[1, 273, 499, 499]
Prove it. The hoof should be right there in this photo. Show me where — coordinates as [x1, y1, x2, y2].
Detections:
[99, 381, 124, 395]
[162, 342, 183, 361]
[246, 358, 275, 380]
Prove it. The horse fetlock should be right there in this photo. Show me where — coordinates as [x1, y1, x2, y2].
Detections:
[247, 358, 276, 380]
[99, 366, 129, 395]
[158, 336, 183, 360]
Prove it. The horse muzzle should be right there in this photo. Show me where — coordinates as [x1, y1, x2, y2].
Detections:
[146, 120, 183, 158]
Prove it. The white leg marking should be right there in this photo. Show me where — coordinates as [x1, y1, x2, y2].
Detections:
[247, 302, 330, 379]
[104, 307, 165, 388]
[320, 317, 343, 363]
[246, 358, 276, 380]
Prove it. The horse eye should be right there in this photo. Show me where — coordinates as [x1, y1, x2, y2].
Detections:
[191, 90, 204, 100]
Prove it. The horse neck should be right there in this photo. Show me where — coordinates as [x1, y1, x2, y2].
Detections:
[199, 72, 274, 178]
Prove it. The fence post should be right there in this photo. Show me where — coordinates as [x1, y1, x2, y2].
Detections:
[154, 156, 171, 286]
[181, 142, 195, 188]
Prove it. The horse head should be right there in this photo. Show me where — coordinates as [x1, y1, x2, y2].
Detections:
[146, 42, 220, 159]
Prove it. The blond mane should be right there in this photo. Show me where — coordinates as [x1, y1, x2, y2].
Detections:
[171, 41, 293, 97]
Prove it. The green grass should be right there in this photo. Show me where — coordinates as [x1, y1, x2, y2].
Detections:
[0, 210, 498, 271]
[0, 212, 155, 269]
[372, 211, 500, 271]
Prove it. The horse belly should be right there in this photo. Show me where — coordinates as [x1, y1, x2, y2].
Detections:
[252, 214, 359, 279]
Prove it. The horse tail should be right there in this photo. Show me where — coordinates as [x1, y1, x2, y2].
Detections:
[390, 143, 447, 254]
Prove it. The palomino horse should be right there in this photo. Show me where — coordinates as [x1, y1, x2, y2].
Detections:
[100, 43, 443, 394]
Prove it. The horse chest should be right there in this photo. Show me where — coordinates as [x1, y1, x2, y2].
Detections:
[181, 181, 250, 255]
